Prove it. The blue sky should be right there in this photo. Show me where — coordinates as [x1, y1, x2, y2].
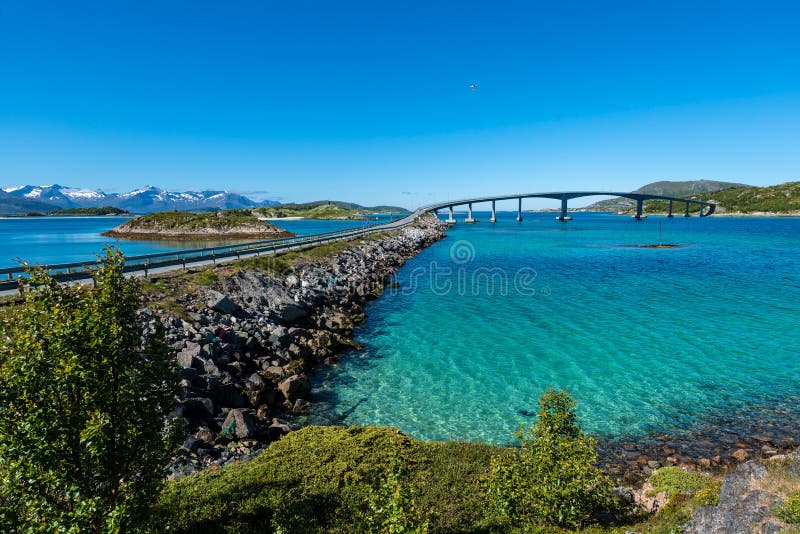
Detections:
[1, 1, 799, 209]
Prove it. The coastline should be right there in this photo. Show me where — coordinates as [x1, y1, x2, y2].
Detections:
[142, 214, 447, 476]
[139, 213, 800, 483]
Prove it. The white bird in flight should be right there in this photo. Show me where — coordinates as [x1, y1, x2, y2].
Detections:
[470, 82, 478, 90]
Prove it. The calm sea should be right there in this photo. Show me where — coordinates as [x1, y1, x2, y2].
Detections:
[0, 214, 400, 268]
[310, 212, 800, 444]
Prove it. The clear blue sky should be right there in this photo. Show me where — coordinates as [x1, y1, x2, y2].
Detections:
[1, 1, 799, 209]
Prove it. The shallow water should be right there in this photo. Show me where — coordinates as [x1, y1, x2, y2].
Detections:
[311, 212, 800, 445]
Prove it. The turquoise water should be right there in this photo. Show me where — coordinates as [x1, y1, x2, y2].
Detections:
[311, 213, 800, 444]
[0, 215, 401, 268]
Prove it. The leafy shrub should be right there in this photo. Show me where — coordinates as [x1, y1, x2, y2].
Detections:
[150, 426, 499, 533]
[0, 249, 182, 532]
[487, 388, 614, 529]
[694, 481, 722, 506]
[777, 491, 800, 524]
[365, 449, 429, 533]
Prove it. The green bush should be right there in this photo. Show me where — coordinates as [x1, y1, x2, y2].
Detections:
[643, 467, 721, 531]
[487, 388, 614, 530]
[0, 248, 182, 532]
[777, 491, 800, 524]
[365, 448, 429, 533]
[149, 426, 500, 533]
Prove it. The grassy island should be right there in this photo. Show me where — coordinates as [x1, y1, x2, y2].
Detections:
[257, 201, 406, 220]
[51, 206, 131, 216]
[102, 209, 294, 240]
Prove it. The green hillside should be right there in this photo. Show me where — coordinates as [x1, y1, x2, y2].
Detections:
[258, 201, 407, 219]
[275, 200, 406, 212]
[584, 180, 748, 212]
[0, 193, 58, 216]
[638, 181, 800, 215]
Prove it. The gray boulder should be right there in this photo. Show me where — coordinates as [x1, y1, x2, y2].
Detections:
[177, 342, 206, 369]
[206, 290, 239, 315]
[264, 286, 307, 322]
[278, 374, 311, 403]
[683, 460, 782, 534]
[220, 408, 259, 439]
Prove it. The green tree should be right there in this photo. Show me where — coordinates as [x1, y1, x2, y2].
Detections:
[488, 388, 613, 530]
[0, 249, 181, 532]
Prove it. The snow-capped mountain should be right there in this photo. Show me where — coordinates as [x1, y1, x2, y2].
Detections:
[113, 185, 263, 212]
[3, 184, 109, 209]
[0, 184, 279, 213]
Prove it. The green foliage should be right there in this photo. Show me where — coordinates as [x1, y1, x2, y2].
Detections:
[0, 248, 182, 532]
[694, 481, 721, 506]
[777, 491, 800, 524]
[365, 448, 429, 533]
[647, 467, 713, 497]
[149, 425, 499, 533]
[488, 388, 614, 530]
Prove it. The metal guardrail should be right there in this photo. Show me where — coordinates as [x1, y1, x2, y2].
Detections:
[0, 212, 422, 293]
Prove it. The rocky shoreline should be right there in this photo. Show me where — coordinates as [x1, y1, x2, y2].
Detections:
[142, 212, 799, 484]
[598, 404, 800, 483]
[145, 214, 445, 476]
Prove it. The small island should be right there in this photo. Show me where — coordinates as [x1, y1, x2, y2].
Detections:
[102, 209, 295, 240]
[51, 206, 131, 216]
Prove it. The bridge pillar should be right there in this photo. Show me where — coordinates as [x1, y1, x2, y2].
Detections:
[556, 196, 572, 221]
[517, 198, 522, 222]
[465, 202, 475, 223]
[446, 206, 456, 224]
[667, 200, 674, 218]
[490, 200, 496, 222]
[633, 198, 646, 219]
[684, 202, 690, 217]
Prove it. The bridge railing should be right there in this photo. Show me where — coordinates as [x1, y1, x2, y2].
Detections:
[0, 212, 420, 292]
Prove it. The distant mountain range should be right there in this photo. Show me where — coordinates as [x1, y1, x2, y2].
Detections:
[0, 184, 408, 216]
[582, 180, 750, 212]
[0, 184, 281, 215]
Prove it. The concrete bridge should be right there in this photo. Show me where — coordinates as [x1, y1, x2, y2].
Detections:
[421, 192, 716, 223]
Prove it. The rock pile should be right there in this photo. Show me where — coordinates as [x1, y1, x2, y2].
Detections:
[149, 216, 445, 476]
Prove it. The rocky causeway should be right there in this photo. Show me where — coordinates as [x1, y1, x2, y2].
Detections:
[143, 214, 445, 476]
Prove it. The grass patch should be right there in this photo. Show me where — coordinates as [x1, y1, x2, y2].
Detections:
[647, 467, 715, 497]
[618, 467, 723, 533]
[759, 454, 800, 498]
[147, 426, 502, 533]
[194, 268, 218, 286]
